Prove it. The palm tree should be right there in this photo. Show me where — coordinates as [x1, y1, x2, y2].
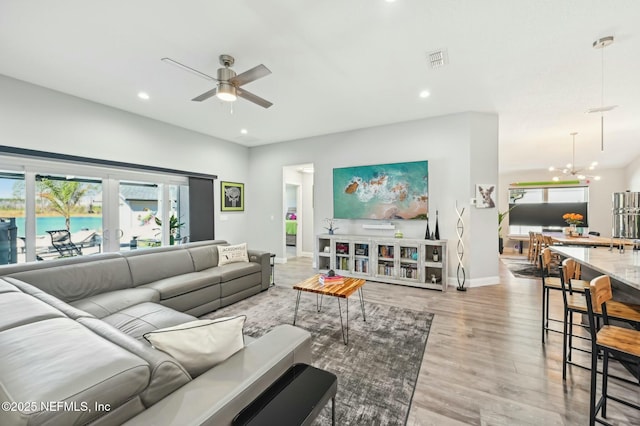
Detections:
[38, 179, 90, 230]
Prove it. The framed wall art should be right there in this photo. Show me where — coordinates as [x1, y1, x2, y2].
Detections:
[333, 160, 428, 220]
[221, 181, 244, 211]
[475, 184, 496, 208]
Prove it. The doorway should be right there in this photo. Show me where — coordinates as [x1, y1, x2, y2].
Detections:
[282, 164, 314, 261]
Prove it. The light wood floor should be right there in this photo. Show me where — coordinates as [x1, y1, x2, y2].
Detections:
[274, 254, 639, 425]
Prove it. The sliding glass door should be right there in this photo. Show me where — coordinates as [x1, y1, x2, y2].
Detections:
[0, 156, 190, 262]
[34, 174, 103, 260]
[0, 171, 25, 264]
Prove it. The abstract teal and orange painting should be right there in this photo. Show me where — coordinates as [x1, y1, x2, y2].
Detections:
[333, 161, 428, 220]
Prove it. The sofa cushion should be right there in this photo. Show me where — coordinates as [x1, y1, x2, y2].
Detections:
[7, 257, 133, 302]
[0, 278, 19, 293]
[70, 288, 160, 318]
[0, 291, 66, 332]
[126, 250, 195, 286]
[140, 272, 219, 300]
[4, 277, 95, 320]
[102, 302, 196, 340]
[216, 261, 261, 282]
[143, 316, 246, 378]
[0, 317, 150, 426]
[187, 245, 219, 271]
[78, 317, 192, 407]
[217, 243, 249, 266]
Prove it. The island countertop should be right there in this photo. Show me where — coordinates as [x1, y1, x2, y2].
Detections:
[550, 246, 640, 291]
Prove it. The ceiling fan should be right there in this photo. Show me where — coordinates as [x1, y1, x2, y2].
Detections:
[161, 54, 273, 108]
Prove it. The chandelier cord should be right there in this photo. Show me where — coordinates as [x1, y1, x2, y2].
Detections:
[601, 45, 605, 151]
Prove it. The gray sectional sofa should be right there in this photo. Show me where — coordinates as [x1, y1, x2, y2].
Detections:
[0, 240, 312, 425]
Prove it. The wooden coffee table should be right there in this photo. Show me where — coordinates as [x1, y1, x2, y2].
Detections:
[293, 274, 366, 345]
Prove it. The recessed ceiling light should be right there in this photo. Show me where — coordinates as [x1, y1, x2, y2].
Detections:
[137, 92, 150, 100]
[385, 0, 397, 3]
[419, 90, 430, 98]
[240, 129, 248, 135]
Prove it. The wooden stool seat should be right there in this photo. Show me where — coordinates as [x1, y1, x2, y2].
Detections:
[545, 277, 563, 290]
[597, 325, 640, 358]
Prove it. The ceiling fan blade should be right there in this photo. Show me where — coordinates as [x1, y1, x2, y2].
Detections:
[191, 87, 218, 102]
[237, 88, 273, 108]
[229, 64, 271, 87]
[161, 57, 217, 81]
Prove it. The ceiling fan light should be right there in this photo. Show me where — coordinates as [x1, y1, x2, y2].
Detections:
[548, 166, 555, 171]
[594, 176, 602, 181]
[552, 176, 559, 182]
[216, 82, 237, 102]
[577, 174, 586, 180]
[591, 161, 598, 167]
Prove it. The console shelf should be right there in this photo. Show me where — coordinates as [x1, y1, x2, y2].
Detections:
[316, 234, 447, 291]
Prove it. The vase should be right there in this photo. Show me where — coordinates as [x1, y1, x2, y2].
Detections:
[569, 224, 577, 236]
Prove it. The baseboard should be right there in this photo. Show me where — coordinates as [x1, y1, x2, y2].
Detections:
[274, 257, 288, 264]
[447, 275, 500, 289]
[300, 251, 313, 258]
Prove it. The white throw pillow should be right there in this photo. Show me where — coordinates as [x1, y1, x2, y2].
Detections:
[143, 315, 246, 377]
[218, 243, 249, 266]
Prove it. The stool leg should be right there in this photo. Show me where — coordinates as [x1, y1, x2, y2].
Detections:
[589, 341, 598, 426]
[602, 349, 609, 419]
[542, 285, 547, 343]
[545, 288, 551, 330]
[568, 313, 574, 362]
[562, 307, 568, 381]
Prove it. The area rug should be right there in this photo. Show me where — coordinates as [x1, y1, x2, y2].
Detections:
[201, 286, 433, 425]
[501, 257, 558, 279]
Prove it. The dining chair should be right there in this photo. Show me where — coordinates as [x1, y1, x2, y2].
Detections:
[584, 276, 640, 425]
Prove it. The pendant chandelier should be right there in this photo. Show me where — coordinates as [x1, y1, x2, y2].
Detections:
[549, 132, 601, 181]
[587, 36, 616, 151]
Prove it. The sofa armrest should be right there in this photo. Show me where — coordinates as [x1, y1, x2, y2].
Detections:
[248, 249, 270, 291]
[122, 324, 312, 426]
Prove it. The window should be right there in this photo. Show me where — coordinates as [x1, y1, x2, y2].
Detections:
[508, 186, 589, 234]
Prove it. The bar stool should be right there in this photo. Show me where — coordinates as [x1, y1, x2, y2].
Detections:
[584, 276, 640, 426]
[540, 248, 562, 342]
[527, 231, 536, 262]
[560, 261, 640, 380]
[559, 258, 591, 380]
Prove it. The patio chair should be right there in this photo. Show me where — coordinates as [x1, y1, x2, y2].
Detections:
[46, 229, 82, 257]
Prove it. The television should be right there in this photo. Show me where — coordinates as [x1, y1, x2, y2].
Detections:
[333, 161, 428, 220]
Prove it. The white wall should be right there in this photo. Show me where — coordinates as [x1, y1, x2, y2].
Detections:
[625, 154, 640, 191]
[248, 112, 499, 284]
[0, 74, 251, 243]
[498, 167, 627, 238]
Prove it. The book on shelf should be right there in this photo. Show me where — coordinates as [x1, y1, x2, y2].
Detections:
[318, 274, 345, 286]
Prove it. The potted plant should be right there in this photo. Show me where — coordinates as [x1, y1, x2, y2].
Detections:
[498, 205, 516, 254]
[154, 214, 185, 245]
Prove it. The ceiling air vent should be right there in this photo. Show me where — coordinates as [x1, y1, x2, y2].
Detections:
[427, 49, 448, 69]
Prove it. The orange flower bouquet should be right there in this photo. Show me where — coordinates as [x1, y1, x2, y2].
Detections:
[562, 213, 584, 226]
